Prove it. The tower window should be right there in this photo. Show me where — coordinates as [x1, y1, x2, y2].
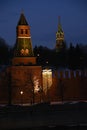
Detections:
[25, 29, 28, 34]
[21, 29, 23, 34]
[25, 49, 29, 55]
[20, 49, 24, 55]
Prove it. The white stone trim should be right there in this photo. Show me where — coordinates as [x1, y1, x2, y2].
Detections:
[18, 36, 31, 38]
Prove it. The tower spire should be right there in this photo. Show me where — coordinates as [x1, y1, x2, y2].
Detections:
[55, 16, 65, 52]
[58, 16, 63, 33]
[17, 11, 28, 26]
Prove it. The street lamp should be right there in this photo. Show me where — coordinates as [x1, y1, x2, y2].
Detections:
[20, 91, 23, 105]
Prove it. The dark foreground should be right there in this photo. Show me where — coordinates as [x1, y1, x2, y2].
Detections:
[0, 102, 87, 129]
[1, 125, 87, 130]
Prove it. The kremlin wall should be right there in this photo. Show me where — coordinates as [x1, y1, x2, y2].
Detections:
[0, 12, 87, 105]
[0, 68, 87, 104]
[51, 70, 87, 102]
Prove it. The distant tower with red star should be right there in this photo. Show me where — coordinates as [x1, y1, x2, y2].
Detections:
[55, 16, 65, 52]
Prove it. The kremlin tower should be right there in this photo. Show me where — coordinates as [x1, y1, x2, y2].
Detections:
[9, 12, 43, 104]
[12, 12, 36, 65]
[55, 16, 65, 52]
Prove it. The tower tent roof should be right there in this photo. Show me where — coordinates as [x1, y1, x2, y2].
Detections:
[58, 16, 63, 33]
[58, 23, 63, 33]
[17, 12, 28, 26]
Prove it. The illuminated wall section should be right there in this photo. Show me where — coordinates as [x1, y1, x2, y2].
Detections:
[42, 69, 52, 94]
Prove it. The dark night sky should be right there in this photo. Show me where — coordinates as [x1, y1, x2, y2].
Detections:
[0, 0, 87, 49]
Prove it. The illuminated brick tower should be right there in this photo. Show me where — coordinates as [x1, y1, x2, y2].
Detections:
[12, 12, 36, 65]
[10, 12, 42, 104]
[56, 16, 65, 52]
